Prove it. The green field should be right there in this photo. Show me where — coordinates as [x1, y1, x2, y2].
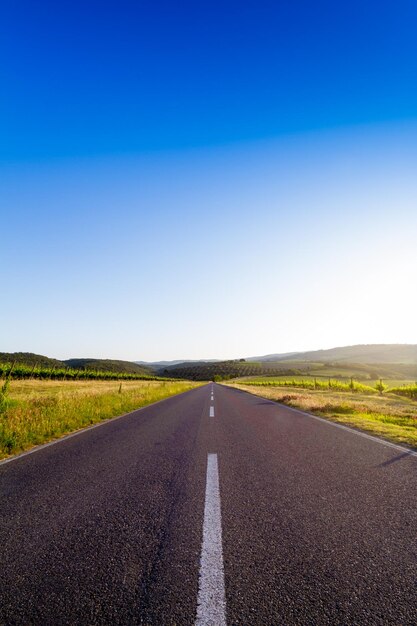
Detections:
[237, 375, 416, 392]
[0, 379, 201, 460]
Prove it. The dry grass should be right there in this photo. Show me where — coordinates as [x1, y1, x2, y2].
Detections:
[0, 379, 201, 459]
[226, 383, 417, 449]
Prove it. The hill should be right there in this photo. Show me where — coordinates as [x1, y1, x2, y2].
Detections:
[246, 352, 300, 362]
[136, 359, 219, 369]
[3, 345, 416, 382]
[159, 359, 417, 382]
[153, 345, 417, 377]
[0, 352, 153, 376]
[158, 345, 417, 381]
[275, 344, 417, 364]
[64, 359, 152, 375]
[157, 359, 317, 381]
[0, 352, 65, 368]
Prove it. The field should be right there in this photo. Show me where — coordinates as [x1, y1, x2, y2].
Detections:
[237, 375, 417, 393]
[226, 381, 417, 448]
[0, 379, 200, 460]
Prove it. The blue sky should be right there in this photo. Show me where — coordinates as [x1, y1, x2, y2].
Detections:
[1, 1, 417, 360]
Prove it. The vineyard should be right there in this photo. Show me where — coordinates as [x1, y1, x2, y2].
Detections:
[237, 377, 417, 397]
[242, 378, 378, 393]
[0, 361, 164, 382]
[388, 384, 417, 399]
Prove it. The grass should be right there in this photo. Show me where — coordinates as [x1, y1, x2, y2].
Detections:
[237, 375, 417, 393]
[225, 382, 417, 449]
[0, 379, 201, 460]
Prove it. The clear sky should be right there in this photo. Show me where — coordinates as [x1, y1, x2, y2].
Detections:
[2, 1, 417, 361]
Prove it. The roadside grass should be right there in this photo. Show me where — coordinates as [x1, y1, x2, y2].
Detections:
[0, 379, 201, 460]
[225, 383, 417, 449]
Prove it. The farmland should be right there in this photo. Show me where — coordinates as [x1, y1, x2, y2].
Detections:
[238, 375, 417, 394]
[0, 379, 201, 460]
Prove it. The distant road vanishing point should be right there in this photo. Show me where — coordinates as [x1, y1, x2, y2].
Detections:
[1, 383, 416, 624]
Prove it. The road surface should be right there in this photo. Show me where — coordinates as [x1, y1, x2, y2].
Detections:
[0, 383, 416, 624]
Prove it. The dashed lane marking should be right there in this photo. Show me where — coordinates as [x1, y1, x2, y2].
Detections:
[195, 453, 226, 626]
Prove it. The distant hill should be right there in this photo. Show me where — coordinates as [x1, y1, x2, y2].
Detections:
[157, 359, 314, 381]
[0, 352, 153, 376]
[136, 359, 219, 369]
[246, 352, 300, 362]
[64, 359, 152, 375]
[0, 352, 65, 368]
[247, 345, 417, 364]
[3, 345, 416, 381]
[159, 358, 417, 382]
[158, 345, 417, 381]
[274, 344, 417, 364]
[151, 345, 417, 372]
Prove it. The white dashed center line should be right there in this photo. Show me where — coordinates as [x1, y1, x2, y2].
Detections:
[209, 406, 215, 417]
[195, 453, 226, 626]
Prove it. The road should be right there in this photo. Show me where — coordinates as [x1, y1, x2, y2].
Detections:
[0, 383, 416, 625]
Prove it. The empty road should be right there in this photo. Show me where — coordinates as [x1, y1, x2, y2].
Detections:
[0, 383, 416, 625]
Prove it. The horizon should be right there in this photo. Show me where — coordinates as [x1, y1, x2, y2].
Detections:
[2, 342, 417, 365]
[2, 1, 417, 360]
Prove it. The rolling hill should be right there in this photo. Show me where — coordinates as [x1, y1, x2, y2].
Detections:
[157, 345, 417, 381]
[157, 359, 323, 381]
[65, 359, 152, 375]
[269, 344, 417, 364]
[0, 353, 153, 376]
[136, 359, 219, 369]
[0, 352, 65, 368]
[2, 345, 417, 382]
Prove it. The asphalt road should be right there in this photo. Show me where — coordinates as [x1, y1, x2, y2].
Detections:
[0, 383, 416, 625]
